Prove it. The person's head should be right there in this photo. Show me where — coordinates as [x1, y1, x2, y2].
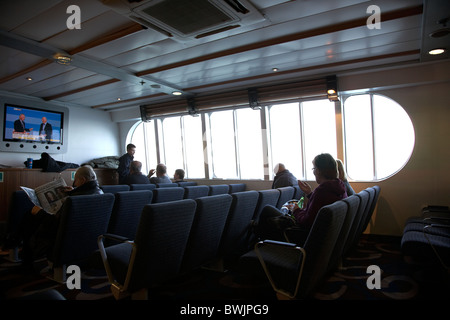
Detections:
[273, 163, 286, 175]
[155, 163, 167, 176]
[336, 159, 348, 181]
[73, 165, 97, 188]
[174, 169, 185, 180]
[312, 153, 338, 184]
[126, 143, 136, 156]
[19, 114, 25, 121]
[41, 117, 47, 123]
[130, 160, 142, 174]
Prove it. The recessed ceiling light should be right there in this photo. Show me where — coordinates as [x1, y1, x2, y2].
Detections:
[117, 98, 121, 101]
[172, 91, 183, 96]
[272, 68, 279, 72]
[26, 77, 33, 81]
[428, 48, 446, 55]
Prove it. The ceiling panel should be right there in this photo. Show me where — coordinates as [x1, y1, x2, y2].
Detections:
[0, 0, 448, 110]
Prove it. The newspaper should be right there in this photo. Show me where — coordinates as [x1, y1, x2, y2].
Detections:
[21, 176, 68, 214]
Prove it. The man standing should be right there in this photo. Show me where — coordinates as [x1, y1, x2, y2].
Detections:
[13, 113, 33, 133]
[39, 117, 53, 143]
[117, 143, 136, 184]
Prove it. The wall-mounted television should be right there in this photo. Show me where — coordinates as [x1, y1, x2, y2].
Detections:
[0, 97, 69, 154]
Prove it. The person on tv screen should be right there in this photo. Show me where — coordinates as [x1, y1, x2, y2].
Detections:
[13, 114, 33, 133]
[39, 117, 53, 143]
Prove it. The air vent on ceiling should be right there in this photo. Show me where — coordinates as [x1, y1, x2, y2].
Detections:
[101, 0, 265, 42]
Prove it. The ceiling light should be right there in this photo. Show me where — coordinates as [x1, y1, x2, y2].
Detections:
[428, 48, 446, 55]
[53, 53, 72, 65]
[327, 89, 336, 95]
[117, 98, 121, 101]
[26, 77, 33, 81]
[272, 68, 279, 72]
[172, 91, 183, 96]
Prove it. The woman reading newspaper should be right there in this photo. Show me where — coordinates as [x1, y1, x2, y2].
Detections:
[18, 165, 103, 272]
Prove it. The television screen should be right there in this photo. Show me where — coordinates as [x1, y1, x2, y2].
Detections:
[3, 103, 64, 145]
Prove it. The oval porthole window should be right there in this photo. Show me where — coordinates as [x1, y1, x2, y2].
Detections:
[343, 94, 415, 181]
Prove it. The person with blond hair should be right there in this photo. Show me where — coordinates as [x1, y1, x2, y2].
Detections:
[256, 153, 348, 242]
[336, 159, 355, 196]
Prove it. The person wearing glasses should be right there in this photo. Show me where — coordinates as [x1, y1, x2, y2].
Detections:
[255, 153, 348, 243]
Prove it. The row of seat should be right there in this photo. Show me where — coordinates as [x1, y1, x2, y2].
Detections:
[3, 182, 247, 258]
[100, 182, 247, 198]
[238, 186, 380, 299]
[96, 185, 307, 299]
[400, 205, 450, 268]
[4, 183, 300, 284]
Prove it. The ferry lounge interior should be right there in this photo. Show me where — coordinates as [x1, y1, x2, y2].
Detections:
[0, 0, 449, 306]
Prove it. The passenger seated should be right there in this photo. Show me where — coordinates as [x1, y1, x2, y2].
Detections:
[336, 159, 355, 196]
[147, 163, 172, 184]
[272, 163, 297, 189]
[16, 165, 103, 271]
[123, 161, 150, 185]
[173, 168, 185, 182]
[257, 153, 348, 243]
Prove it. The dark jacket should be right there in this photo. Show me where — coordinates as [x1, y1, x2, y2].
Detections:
[117, 153, 133, 184]
[293, 179, 347, 228]
[123, 172, 151, 185]
[272, 169, 298, 189]
[25, 152, 79, 172]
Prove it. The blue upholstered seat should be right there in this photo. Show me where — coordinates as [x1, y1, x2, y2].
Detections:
[228, 183, 246, 194]
[276, 186, 295, 209]
[152, 187, 185, 203]
[239, 198, 348, 299]
[156, 183, 179, 188]
[208, 184, 230, 196]
[100, 184, 130, 193]
[49, 193, 115, 282]
[219, 191, 259, 267]
[98, 199, 197, 299]
[183, 185, 210, 200]
[181, 194, 233, 272]
[129, 184, 156, 191]
[107, 190, 153, 240]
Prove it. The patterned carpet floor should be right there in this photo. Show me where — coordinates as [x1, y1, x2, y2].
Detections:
[1, 234, 449, 304]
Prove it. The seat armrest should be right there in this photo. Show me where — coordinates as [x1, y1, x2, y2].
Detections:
[260, 239, 297, 247]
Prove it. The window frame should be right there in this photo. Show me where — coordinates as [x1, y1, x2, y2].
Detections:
[130, 93, 414, 183]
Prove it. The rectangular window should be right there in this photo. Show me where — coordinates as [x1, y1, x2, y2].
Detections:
[302, 99, 337, 180]
[267, 103, 303, 180]
[343, 95, 374, 180]
[209, 110, 238, 179]
[235, 108, 264, 180]
[183, 115, 206, 178]
[161, 116, 184, 177]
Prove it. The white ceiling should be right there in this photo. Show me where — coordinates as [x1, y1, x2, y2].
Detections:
[0, 0, 448, 112]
